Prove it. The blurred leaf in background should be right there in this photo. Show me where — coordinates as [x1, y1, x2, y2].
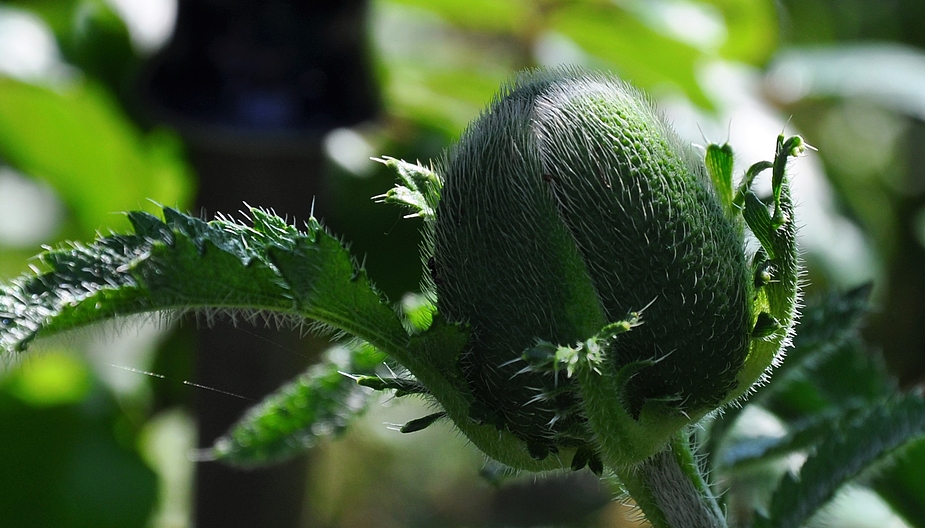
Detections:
[0, 76, 192, 235]
[373, 0, 781, 137]
[0, 351, 158, 528]
[0, 2, 192, 527]
[0, 0, 192, 256]
[3, 0, 925, 527]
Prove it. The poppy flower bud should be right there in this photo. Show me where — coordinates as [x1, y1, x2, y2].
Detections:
[424, 68, 799, 467]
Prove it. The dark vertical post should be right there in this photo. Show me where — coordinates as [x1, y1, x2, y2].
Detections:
[141, 1, 378, 526]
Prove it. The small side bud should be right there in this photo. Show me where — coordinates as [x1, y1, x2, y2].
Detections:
[400, 412, 446, 434]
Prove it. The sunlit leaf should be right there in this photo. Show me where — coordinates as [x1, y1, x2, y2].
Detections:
[382, 0, 531, 34]
[705, 0, 778, 64]
[550, 4, 712, 108]
[0, 77, 193, 235]
[3, 350, 91, 406]
[380, 63, 509, 135]
[1, 0, 80, 37]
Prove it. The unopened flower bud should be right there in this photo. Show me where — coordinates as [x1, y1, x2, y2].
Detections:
[424, 68, 799, 467]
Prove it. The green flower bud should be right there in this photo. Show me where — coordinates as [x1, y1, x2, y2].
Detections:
[422, 68, 800, 467]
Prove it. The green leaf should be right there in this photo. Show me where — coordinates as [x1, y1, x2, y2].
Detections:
[0, 206, 410, 363]
[208, 341, 386, 466]
[707, 286, 874, 464]
[606, 0, 778, 66]
[380, 62, 508, 135]
[2, 0, 80, 37]
[0, 78, 193, 235]
[0, 201, 570, 473]
[872, 438, 925, 528]
[383, 0, 531, 34]
[761, 340, 895, 429]
[717, 405, 866, 472]
[755, 393, 925, 528]
[3, 351, 91, 406]
[742, 191, 776, 258]
[706, 0, 778, 64]
[399, 292, 436, 333]
[64, 0, 137, 91]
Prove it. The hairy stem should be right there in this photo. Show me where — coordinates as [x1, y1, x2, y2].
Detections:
[614, 431, 726, 528]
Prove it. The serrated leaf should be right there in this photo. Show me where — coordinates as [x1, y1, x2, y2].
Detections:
[208, 341, 386, 466]
[0, 202, 566, 472]
[0, 206, 410, 361]
[754, 393, 925, 528]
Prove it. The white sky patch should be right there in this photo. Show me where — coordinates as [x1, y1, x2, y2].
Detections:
[534, 31, 592, 68]
[767, 44, 925, 121]
[0, 7, 72, 83]
[822, 486, 912, 528]
[324, 127, 377, 178]
[106, 0, 177, 53]
[0, 167, 64, 247]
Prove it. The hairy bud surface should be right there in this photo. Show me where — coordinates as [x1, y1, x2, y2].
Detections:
[431, 69, 754, 459]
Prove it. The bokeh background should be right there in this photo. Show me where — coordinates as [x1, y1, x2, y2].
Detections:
[1, 0, 924, 527]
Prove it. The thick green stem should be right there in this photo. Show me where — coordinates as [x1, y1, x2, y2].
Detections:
[613, 431, 727, 528]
